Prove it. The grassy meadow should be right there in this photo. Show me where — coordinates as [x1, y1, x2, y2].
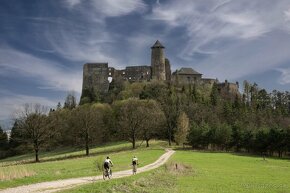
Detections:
[0, 141, 166, 189]
[64, 150, 290, 193]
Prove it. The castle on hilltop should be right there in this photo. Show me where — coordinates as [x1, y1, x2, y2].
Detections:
[81, 40, 239, 100]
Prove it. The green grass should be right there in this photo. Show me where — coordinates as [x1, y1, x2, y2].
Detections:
[0, 140, 167, 189]
[65, 150, 290, 193]
[0, 141, 134, 166]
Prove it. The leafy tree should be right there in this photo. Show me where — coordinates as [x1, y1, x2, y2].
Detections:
[115, 98, 148, 149]
[174, 112, 189, 146]
[210, 82, 219, 106]
[0, 126, 8, 158]
[0, 126, 8, 151]
[9, 120, 28, 155]
[254, 128, 269, 154]
[188, 121, 211, 149]
[160, 91, 180, 146]
[71, 104, 109, 155]
[140, 100, 166, 147]
[230, 123, 243, 152]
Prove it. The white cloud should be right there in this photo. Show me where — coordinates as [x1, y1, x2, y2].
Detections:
[64, 0, 82, 8]
[277, 67, 290, 85]
[195, 31, 290, 81]
[90, 0, 147, 17]
[44, 0, 148, 66]
[148, 0, 290, 59]
[0, 90, 58, 122]
[63, 0, 147, 17]
[0, 47, 82, 92]
[285, 9, 290, 21]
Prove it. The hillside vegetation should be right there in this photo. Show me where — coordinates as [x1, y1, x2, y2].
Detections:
[1, 81, 289, 163]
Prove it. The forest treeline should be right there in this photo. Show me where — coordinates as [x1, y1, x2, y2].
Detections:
[0, 80, 290, 161]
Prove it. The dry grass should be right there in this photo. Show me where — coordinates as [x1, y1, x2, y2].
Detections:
[0, 166, 36, 180]
[164, 161, 193, 176]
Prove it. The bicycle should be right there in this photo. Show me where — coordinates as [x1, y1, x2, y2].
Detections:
[103, 167, 112, 180]
[132, 164, 138, 175]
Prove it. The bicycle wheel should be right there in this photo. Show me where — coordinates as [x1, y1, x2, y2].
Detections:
[133, 165, 137, 174]
[103, 171, 106, 180]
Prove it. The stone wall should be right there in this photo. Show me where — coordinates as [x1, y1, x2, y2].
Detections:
[165, 58, 171, 81]
[124, 66, 151, 82]
[82, 63, 109, 94]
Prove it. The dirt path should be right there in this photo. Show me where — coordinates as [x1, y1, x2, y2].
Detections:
[0, 149, 175, 193]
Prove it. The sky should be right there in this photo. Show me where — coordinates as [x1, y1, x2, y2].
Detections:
[1, 0, 290, 129]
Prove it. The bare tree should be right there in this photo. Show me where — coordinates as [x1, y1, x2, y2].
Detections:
[64, 91, 77, 110]
[17, 103, 49, 162]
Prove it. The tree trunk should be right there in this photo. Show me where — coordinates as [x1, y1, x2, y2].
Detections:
[132, 132, 136, 149]
[35, 147, 39, 162]
[34, 140, 39, 162]
[85, 131, 89, 156]
[146, 139, 149, 147]
[168, 127, 172, 146]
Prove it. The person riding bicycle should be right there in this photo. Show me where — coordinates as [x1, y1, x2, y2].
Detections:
[132, 156, 138, 166]
[104, 156, 113, 174]
[132, 156, 138, 174]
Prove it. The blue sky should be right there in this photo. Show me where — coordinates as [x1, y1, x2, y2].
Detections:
[1, 0, 290, 128]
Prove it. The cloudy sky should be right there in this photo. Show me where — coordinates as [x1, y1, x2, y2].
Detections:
[1, 0, 290, 128]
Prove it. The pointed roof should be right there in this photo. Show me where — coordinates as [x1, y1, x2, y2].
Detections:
[175, 68, 202, 75]
[151, 40, 165, 49]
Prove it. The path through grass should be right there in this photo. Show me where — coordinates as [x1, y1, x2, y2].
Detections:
[0, 141, 166, 189]
[65, 151, 290, 193]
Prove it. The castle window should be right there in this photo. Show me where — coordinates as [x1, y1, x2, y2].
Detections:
[122, 72, 125, 74]
[109, 72, 111, 76]
[129, 77, 131, 80]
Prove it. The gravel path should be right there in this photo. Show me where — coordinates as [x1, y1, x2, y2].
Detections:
[0, 149, 175, 193]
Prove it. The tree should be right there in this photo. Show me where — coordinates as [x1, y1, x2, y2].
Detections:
[64, 92, 77, 109]
[71, 104, 108, 156]
[0, 126, 8, 152]
[160, 91, 180, 146]
[141, 100, 166, 147]
[9, 120, 28, 155]
[16, 103, 50, 162]
[115, 98, 165, 148]
[174, 112, 189, 146]
[188, 121, 211, 149]
[0, 126, 8, 158]
[230, 123, 243, 152]
[56, 102, 62, 110]
[210, 82, 219, 106]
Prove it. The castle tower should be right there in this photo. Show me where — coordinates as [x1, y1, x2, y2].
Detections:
[80, 63, 109, 103]
[151, 40, 166, 80]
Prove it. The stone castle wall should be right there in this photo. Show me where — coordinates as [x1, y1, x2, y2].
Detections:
[82, 63, 109, 94]
[81, 41, 239, 98]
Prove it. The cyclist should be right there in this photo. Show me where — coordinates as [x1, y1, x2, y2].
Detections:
[104, 156, 113, 175]
[132, 156, 138, 174]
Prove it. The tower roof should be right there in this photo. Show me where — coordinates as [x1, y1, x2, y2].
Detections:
[151, 40, 165, 49]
